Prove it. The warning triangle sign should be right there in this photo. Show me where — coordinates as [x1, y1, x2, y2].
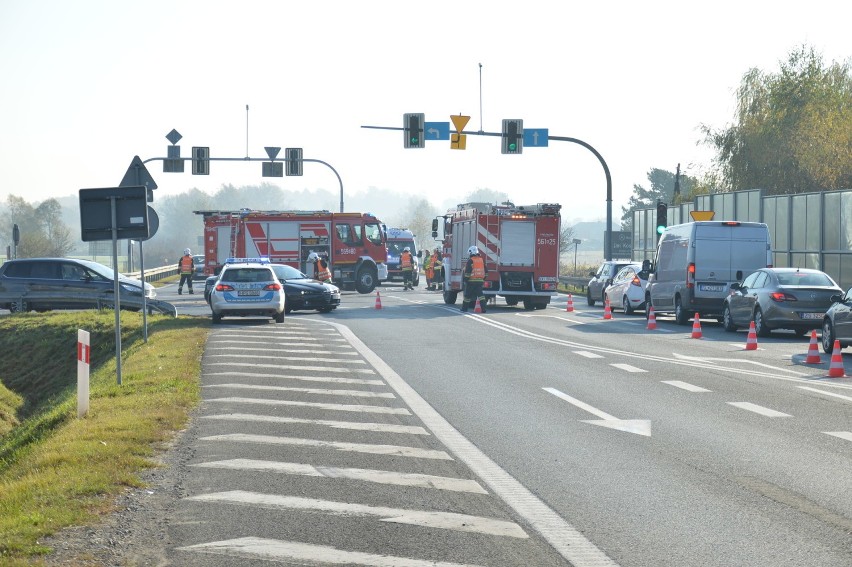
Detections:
[119, 156, 158, 190]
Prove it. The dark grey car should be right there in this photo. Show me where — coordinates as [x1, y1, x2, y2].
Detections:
[821, 287, 852, 353]
[722, 268, 842, 337]
[587, 261, 634, 306]
[0, 257, 156, 313]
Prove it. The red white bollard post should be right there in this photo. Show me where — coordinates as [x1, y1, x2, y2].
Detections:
[77, 329, 90, 418]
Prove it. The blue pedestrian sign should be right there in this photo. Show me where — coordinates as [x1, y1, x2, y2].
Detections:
[524, 128, 549, 147]
[424, 122, 450, 141]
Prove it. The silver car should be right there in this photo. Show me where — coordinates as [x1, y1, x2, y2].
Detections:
[209, 260, 286, 324]
[821, 287, 852, 353]
[722, 268, 842, 337]
[603, 263, 649, 314]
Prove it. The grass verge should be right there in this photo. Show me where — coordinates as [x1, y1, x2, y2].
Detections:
[0, 311, 208, 564]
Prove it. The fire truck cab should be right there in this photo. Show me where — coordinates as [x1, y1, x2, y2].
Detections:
[433, 202, 561, 310]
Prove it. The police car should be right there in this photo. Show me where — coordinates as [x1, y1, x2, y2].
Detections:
[208, 258, 286, 324]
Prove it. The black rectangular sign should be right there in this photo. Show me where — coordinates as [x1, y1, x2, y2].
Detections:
[79, 186, 150, 242]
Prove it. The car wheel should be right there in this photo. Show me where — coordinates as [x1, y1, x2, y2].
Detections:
[586, 289, 595, 306]
[8, 299, 28, 313]
[523, 298, 535, 311]
[355, 267, 378, 294]
[212, 313, 222, 324]
[622, 295, 634, 315]
[754, 309, 771, 337]
[443, 289, 458, 305]
[793, 328, 807, 338]
[505, 296, 519, 306]
[644, 295, 653, 320]
[822, 319, 836, 354]
[285, 305, 292, 314]
[722, 305, 737, 332]
[674, 296, 689, 325]
[274, 311, 285, 323]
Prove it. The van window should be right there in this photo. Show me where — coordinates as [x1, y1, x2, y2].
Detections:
[61, 263, 88, 280]
[30, 262, 59, 279]
[3, 262, 31, 278]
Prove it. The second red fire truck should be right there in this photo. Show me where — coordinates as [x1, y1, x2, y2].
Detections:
[432, 202, 562, 310]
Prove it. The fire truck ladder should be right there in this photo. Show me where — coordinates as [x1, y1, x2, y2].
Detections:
[485, 214, 499, 263]
[228, 215, 240, 258]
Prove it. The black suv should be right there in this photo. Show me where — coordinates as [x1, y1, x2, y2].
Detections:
[587, 260, 634, 306]
[0, 258, 155, 313]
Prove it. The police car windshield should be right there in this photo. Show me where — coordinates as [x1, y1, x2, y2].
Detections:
[272, 264, 308, 280]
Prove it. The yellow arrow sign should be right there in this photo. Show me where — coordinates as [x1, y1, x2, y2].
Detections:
[451, 115, 470, 133]
[690, 211, 715, 221]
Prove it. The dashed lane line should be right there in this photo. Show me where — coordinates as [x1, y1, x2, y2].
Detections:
[662, 380, 712, 393]
[610, 363, 647, 373]
[200, 433, 452, 460]
[192, 459, 487, 494]
[727, 402, 792, 417]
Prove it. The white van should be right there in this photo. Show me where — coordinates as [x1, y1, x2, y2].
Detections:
[646, 221, 772, 325]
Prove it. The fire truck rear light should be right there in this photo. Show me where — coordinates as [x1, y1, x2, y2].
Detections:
[483, 281, 493, 289]
[539, 282, 557, 291]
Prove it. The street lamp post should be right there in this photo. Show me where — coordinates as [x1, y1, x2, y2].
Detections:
[573, 238, 582, 276]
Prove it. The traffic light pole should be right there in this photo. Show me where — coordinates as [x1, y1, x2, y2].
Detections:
[361, 126, 615, 260]
[143, 156, 346, 213]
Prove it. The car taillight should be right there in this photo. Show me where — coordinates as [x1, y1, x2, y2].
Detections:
[631, 276, 641, 287]
[686, 263, 695, 288]
[264, 283, 282, 291]
[770, 292, 795, 302]
[215, 283, 234, 292]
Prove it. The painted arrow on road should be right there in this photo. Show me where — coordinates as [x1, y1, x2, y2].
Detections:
[543, 387, 651, 437]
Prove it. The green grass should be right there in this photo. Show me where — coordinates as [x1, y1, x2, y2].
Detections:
[0, 311, 208, 563]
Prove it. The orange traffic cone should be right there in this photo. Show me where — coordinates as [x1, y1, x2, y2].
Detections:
[691, 313, 703, 339]
[804, 330, 821, 364]
[744, 321, 758, 350]
[474, 298, 482, 314]
[603, 298, 612, 320]
[828, 340, 845, 378]
[375, 291, 382, 309]
[646, 305, 657, 330]
[566, 294, 574, 312]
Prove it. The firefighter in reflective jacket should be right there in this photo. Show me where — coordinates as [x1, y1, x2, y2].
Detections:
[400, 247, 414, 290]
[177, 248, 194, 295]
[307, 251, 332, 283]
[461, 245, 487, 312]
[426, 248, 443, 291]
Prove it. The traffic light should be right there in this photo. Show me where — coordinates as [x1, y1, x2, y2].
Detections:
[656, 202, 668, 234]
[501, 119, 524, 154]
[285, 147, 303, 176]
[191, 146, 210, 175]
[404, 113, 425, 148]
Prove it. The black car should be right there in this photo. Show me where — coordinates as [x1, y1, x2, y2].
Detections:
[0, 257, 156, 313]
[822, 286, 852, 353]
[205, 263, 340, 313]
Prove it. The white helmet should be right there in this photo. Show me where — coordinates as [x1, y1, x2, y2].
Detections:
[184, 248, 191, 255]
[403, 247, 410, 252]
[307, 252, 319, 262]
[468, 246, 479, 256]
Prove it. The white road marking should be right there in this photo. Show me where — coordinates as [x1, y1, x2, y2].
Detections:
[202, 413, 428, 435]
[207, 397, 410, 414]
[674, 352, 801, 374]
[184, 491, 525, 538]
[207, 353, 367, 364]
[798, 386, 852, 403]
[178, 537, 485, 566]
[208, 346, 358, 355]
[610, 363, 647, 373]
[206, 362, 375, 374]
[193, 459, 487, 493]
[204, 383, 394, 398]
[824, 432, 852, 442]
[727, 402, 792, 417]
[543, 387, 651, 437]
[574, 350, 604, 359]
[211, 336, 347, 343]
[205, 371, 382, 385]
[329, 321, 620, 566]
[662, 380, 712, 393]
[516, 313, 586, 323]
[200, 433, 452, 460]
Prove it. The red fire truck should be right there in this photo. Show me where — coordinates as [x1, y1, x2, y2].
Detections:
[193, 209, 389, 294]
[432, 202, 561, 310]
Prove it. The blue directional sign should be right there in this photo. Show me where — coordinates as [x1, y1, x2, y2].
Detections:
[424, 122, 450, 141]
[524, 128, 549, 147]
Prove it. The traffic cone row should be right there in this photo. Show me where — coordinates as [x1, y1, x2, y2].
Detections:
[804, 330, 821, 364]
[691, 313, 702, 339]
[375, 291, 382, 309]
[744, 321, 758, 350]
[828, 340, 845, 378]
[603, 298, 612, 320]
[566, 294, 574, 312]
[646, 306, 657, 330]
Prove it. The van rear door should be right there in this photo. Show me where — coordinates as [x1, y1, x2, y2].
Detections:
[693, 224, 769, 301]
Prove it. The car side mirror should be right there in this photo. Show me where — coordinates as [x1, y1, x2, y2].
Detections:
[589, 270, 595, 277]
[731, 282, 741, 291]
[830, 293, 842, 304]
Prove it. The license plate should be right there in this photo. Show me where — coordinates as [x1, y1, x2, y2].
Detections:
[800, 312, 823, 320]
[237, 290, 260, 296]
[699, 284, 725, 292]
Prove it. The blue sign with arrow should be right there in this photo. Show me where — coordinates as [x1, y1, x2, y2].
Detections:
[425, 122, 450, 141]
[524, 128, 549, 147]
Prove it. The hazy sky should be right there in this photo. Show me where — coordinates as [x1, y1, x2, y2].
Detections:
[1, 1, 849, 223]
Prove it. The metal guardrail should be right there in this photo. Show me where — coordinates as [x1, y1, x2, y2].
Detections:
[124, 265, 179, 282]
[0, 292, 177, 316]
[559, 276, 589, 291]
